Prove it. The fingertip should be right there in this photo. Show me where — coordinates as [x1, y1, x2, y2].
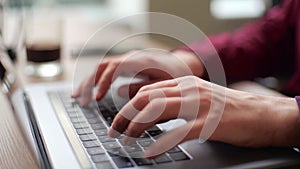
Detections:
[71, 93, 78, 98]
[95, 90, 104, 101]
[107, 127, 121, 138]
[144, 149, 155, 159]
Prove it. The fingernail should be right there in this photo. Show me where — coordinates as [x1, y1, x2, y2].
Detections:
[95, 92, 103, 100]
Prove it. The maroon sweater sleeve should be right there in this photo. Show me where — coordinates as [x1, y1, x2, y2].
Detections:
[177, 0, 298, 82]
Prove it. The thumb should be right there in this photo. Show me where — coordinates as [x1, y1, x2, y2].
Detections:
[144, 120, 204, 159]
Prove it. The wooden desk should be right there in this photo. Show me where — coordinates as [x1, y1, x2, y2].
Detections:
[0, 93, 40, 169]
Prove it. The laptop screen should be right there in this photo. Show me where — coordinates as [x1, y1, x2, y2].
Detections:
[0, 59, 5, 80]
[0, 44, 24, 96]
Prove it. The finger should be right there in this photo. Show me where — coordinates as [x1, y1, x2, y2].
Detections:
[138, 79, 178, 93]
[71, 60, 109, 100]
[118, 79, 163, 99]
[107, 91, 152, 138]
[95, 62, 119, 100]
[79, 77, 95, 106]
[94, 60, 109, 85]
[71, 83, 83, 98]
[108, 87, 180, 138]
[71, 77, 94, 106]
[123, 97, 181, 143]
[144, 120, 203, 159]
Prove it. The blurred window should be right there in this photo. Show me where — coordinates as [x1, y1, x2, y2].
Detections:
[210, 0, 267, 19]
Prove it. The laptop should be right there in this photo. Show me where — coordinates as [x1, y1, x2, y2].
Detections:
[1, 52, 300, 169]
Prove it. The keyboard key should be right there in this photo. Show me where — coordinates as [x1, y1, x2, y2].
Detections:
[98, 105, 109, 112]
[91, 154, 109, 163]
[66, 107, 78, 113]
[79, 134, 97, 141]
[168, 152, 189, 161]
[87, 147, 105, 155]
[111, 156, 133, 168]
[97, 101, 110, 111]
[94, 129, 108, 136]
[76, 128, 93, 135]
[91, 123, 106, 130]
[107, 147, 127, 157]
[117, 134, 125, 141]
[81, 108, 97, 118]
[99, 136, 116, 143]
[129, 151, 153, 166]
[154, 154, 172, 164]
[139, 132, 150, 139]
[103, 141, 121, 150]
[132, 158, 153, 166]
[109, 105, 118, 114]
[64, 103, 73, 109]
[128, 151, 144, 158]
[87, 118, 102, 124]
[83, 141, 101, 148]
[147, 130, 163, 137]
[100, 111, 115, 125]
[83, 112, 96, 119]
[167, 146, 181, 153]
[73, 123, 89, 129]
[81, 107, 94, 112]
[124, 144, 143, 153]
[138, 139, 154, 147]
[95, 161, 114, 169]
[68, 113, 83, 118]
[105, 117, 114, 126]
[71, 117, 85, 123]
[147, 125, 161, 132]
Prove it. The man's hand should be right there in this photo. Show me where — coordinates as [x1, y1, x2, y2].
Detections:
[71, 50, 203, 106]
[108, 76, 300, 158]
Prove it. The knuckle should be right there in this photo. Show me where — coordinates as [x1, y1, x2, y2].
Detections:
[134, 92, 149, 104]
[166, 79, 177, 86]
[139, 85, 149, 92]
[147, 98, 165, 112]
[110, 59, 120, 67]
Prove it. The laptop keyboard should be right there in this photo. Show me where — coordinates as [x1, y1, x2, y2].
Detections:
[55, 91, 191, 169]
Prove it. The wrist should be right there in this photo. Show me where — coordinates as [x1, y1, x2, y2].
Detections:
[172, 50, 204, 77]
[268, 97, 300, 147]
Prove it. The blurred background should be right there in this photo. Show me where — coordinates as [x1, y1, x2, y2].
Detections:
[0, 0, 283, 88]
[6, 0, 278, 45]
[3, 0, 281, 49]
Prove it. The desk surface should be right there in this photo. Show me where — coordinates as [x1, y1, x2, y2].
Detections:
[0, 93, 40, 169]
